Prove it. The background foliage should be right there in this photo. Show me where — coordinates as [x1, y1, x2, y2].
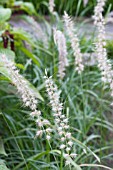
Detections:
[0, 0, 113, 170]
[22, 0, 113, 16]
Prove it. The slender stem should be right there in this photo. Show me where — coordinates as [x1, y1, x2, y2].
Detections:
[46, 140, 50, 170]
[60, 150, 63, 170]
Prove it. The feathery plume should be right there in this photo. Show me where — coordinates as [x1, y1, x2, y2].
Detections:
[53, 29, 69, 79]
[2, 54, 38, 110]
[49, 0, 55, 14]
[63, 11, 84, 74]
[44, 71, 76, 163]
[93, 0, 112, 83]
[83, 0, 89, 7]
[1, 54, 52, 140]
[93, 0, 113, 104]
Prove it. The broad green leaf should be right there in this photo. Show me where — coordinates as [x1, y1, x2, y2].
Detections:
[0, 30, 5, 36]
[21, 2, 36, 15]
[11, 29, 35, 47]
[0, 0, 9, 4]
[15, 63, 25, 70]
[0, 67, 11, 79]
[14, 1, 23, 6]
[0, 138, 7, 156]
[0, 8, 11, 23]
[0, 48, 15, 63]
[14, 1, 36, 15]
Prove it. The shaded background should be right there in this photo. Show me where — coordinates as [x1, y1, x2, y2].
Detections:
[22, 0, 113, 16]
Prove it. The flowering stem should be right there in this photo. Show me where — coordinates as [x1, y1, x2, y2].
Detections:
[46, 140, 50, 167]
[60, 150, 63, 170]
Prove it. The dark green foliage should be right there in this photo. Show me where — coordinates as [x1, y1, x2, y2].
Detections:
[23, 0, 113, 16]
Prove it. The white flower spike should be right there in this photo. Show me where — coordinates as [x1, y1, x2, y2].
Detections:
[63, 11, 84, 74]
[53, 28, 69, 79]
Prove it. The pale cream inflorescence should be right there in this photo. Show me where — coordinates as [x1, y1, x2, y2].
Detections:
[63, 11, 84, 74]
[93, 0, 113, 103]
[49, 0, 55, 14]
[54, 29, 69, 79]
[2, 54, 52, 140]
[44, 72, 77, 164]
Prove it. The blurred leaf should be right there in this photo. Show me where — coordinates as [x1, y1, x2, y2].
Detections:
[0, 138, 7, 156]
[14, 1, 23, 6]
[12, 29, 35, 47]
[0, 164, 9, 170]
[21, 2, 36, 15]
[0, 48, 15, 63]
[80, 164, 113, 170]
[14, 1, 36, 15]
[14, 150, 82, 170]
[15, 63, 25, 70]
[26, 79, 44, 101]
[0, 0, 9, 4]
[20, 47, 40, 67]
[72, 137, 100, 163]
[0, 8, 11, 23]
[0, 75, 9, 81]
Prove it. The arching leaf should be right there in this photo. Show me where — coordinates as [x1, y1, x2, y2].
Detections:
[0, 8, 11, 23]
[0, 138, 7, 156]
